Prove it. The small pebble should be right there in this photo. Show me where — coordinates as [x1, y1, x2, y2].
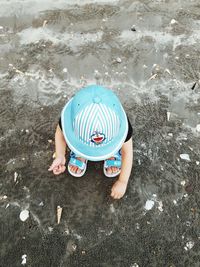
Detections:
[144, 200, 155, 210]
[63, 68, 68, 73]
[116, 57, 122, 63]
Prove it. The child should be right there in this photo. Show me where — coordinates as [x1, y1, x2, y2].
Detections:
[48, 85, 133, 199]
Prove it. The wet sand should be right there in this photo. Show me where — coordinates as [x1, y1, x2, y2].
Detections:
[0, 0, 200, 266]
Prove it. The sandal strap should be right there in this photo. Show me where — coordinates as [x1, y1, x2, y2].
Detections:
[104, 150, 122, 168]
[69, 158, 86, 170]
[69, 152, 86, 170]
[105, 159, 121, 168]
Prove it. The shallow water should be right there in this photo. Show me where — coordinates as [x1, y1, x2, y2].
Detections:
[0, 0, 200, 266]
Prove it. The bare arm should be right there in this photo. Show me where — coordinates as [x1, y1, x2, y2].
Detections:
[48, 125, 67, 175]
[55, 125, 67, 158]
[111, 137, 133, 199]
[119, 137, 133, 184]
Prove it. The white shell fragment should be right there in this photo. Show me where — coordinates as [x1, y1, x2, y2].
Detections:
[21, 254, 27, 265]
[14, 172, 18, 182]
[180, 154, 190, 161]
[144, 200, 155, 210]
[62, 68, 68, 73]
[57, 205, 63, 224]
[19, 210, 29, 222]
[196, 161, 199, 165]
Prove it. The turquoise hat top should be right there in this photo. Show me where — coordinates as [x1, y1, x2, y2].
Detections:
[61, 85, 128, 161]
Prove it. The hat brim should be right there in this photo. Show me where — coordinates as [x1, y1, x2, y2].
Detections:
[61, 98, 128, 161]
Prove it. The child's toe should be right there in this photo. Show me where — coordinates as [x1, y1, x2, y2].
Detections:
[77, 168, 82, 174]
[71, 166, 76, 173]
[111, 167, 115, 173]
[107, 167, 112, 174]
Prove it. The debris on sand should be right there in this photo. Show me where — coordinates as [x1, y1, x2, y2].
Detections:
[43, 20, 48, 27]
[0, 195, 8, 201]
[14, 172, 18, 183]
[157, 201, 163, 212]
[191, 82, 197, 90]
[144, 200, 155, 210]
[196, 124, 200, 132]
[167, 111, 170, 121]
[184, 241, 195, 251]
[164, 68, 171, 75]
[180, 180, 186, 186]
[19, 210, 29, 222]
[148, 73, 157, 81]
[116, 57, 122, 63]
[21, 254, 27, 265]
[57, 205, 63, 224]
[131, 25, 136, 32]
[180, 154, 190, 161]
[62, 68, 68, 73]
[170, 19, 178, 25]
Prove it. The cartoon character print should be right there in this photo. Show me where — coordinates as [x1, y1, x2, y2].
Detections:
[90, 130, 106, 145]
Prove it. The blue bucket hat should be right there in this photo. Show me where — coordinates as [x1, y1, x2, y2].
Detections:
[61, 85, 128, 161]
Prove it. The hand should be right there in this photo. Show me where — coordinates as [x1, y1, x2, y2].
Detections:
[111, 179, 127, 199]
[48, 156, 66, 175]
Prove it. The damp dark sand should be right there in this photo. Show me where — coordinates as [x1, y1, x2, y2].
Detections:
[0, 0, 200, 266]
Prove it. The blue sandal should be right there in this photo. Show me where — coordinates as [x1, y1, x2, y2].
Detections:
[68, 151, 87, 177]
[103, 150, 121, 177]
